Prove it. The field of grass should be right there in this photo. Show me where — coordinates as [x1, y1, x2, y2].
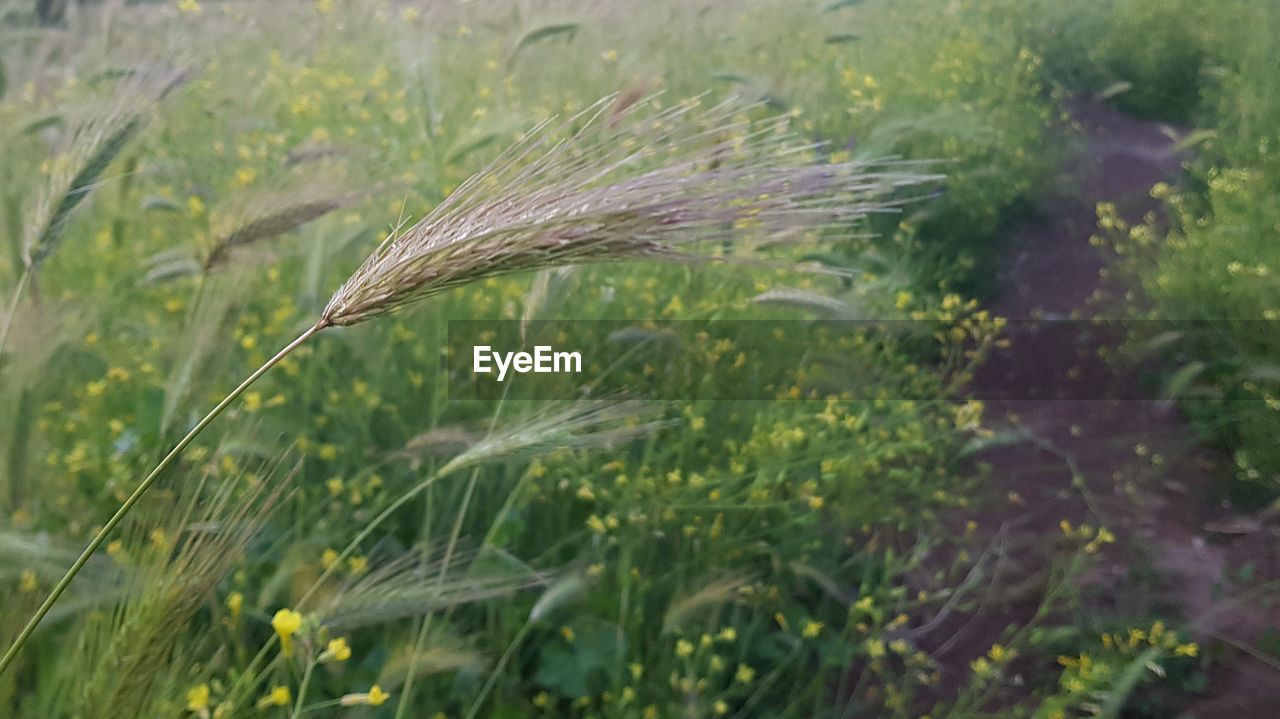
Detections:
[0, 0, 1277, 717]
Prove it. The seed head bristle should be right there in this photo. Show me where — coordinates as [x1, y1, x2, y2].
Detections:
[319, 95, 937, 327]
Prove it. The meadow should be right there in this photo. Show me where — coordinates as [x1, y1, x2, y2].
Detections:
[0, 0, 1277, 717]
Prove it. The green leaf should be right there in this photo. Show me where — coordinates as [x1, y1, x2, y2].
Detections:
[1099, 646, 1162, 719]
[507, 22, 580, 65]
[1159, 360, 1207, 402]
[822, 0, 866, 12]
[446, 130, 502, 164]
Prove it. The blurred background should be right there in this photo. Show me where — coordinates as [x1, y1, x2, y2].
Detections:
[1, 1, 1278, 716]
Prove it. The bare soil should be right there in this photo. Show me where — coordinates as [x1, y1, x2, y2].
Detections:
[930, 97, 1280, 716]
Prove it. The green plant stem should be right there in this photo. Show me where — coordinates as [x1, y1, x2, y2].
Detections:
[394, 467, 481, 719]
[0, 265, 31, 357]
[291, 657, 318, 718]
[0, 322, 323, 677]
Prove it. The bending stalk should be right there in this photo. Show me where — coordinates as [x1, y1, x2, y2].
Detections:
[0, 323, 323, 676]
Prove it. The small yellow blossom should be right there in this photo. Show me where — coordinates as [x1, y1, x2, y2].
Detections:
[226, 591, 243, 619]
[186, 683, 211, 712]
[322, 637, 352, 662]
[802, 620, 824, 638]
[176, 0, 201, 14]
[676, 639, 694, 657]
[271, 608, 303, 657]
[257, 685, 291, 709]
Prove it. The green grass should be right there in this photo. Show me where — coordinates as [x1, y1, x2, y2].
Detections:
[0, 0, 1266, 716]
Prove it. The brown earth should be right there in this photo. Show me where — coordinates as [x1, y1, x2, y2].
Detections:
[921, 97, 1280, 716]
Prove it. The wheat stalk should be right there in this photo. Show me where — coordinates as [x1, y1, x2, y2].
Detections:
[0, 68, 180, 355]
[0, 94, 935, 675]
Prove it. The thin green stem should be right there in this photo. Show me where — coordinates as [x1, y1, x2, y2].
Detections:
[291, 657, 318, 718]
[394, 467, 481, 719]
[0, 265, 32, 358]
[0, 322, 324, 677]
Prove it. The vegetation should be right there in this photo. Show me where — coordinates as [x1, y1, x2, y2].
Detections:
[0, 0, 1274, 717]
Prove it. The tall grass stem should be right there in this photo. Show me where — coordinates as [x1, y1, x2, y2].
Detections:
[0, 323, 322, 676]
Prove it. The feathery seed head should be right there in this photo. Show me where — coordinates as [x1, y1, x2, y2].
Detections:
[318, 95, 936, 328]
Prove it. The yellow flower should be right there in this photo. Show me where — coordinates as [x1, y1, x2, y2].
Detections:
[735, 663, 755, 684]
[19, 570, 37, 593]
[1174, 643, 1198, 657]
[186, 683, 211, 712]
[225, 591, 243, 619]
[676, 639, 695, 657]
[257, 685, 291, 708]
[271, 608, 303, 657]
[176, 0, 201, 14]
[718, 627, 737, 642]
[322, 637, 352, 662]
[714, 700, 729, 715]
[348, 555, 368, 574]
[367, 685, 390, 706]
[232, 167, 256, 188]
[533, 692, 550, 707]
[322, 548, 340, 569]
[802, 620, 824, 639]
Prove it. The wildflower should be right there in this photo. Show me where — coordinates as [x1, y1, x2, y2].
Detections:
[321, 637, 351, 662]
[802, 620, 824, 638]
[560, 626, 575, 642]
[322, 548, 340, 569]
[232, 167, 256, 188]
[226, 591, 243, 620]
[186, 683, 211, 712]
[602, 49, 619, 63]
[18, 570, 37, 593]
[340, 685, 390, 707]
[176, 0, 201, 13]
[735, 663, 756, 684]
[257, 685, 291, 709]
[714, 700, 730, 715]
[348, 555, 368, 574]
[866, 638, 886, 659]
[676, 639, 695, 657]
[1175, 643, 1198, 657]
[629, 662, 644, 680]
[718, 627, 737, 642]
[271, 608, 303, 657]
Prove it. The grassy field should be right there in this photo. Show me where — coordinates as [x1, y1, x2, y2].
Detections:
[0, 0, 1277, 717]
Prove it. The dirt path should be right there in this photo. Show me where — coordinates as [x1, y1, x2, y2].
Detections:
[957, 98, 1280, 716]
